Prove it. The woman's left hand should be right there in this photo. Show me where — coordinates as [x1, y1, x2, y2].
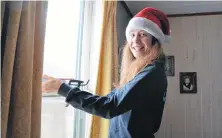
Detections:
[42, 75, 63, 93]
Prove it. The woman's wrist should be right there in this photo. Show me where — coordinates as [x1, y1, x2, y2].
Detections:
[58, 83, 72, 97]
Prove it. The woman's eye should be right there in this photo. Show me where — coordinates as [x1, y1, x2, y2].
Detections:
[141, 33, 147, 37]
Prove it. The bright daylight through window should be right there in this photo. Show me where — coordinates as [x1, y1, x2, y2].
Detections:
[41, 1, 81, 138]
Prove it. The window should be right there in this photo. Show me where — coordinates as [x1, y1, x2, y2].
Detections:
[41, 1, 82, 138]
[43, 0, 81, 78]
[41, 0, 103, 138]
[41, 96, 75, 138]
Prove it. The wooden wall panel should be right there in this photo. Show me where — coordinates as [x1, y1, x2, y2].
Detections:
[155, 15, 222, 138]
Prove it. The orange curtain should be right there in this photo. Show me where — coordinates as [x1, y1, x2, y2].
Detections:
[90, 1, 118, 138]
[1, 1, 48, 138]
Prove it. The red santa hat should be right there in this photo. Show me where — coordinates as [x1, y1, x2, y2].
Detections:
[126, 7, 171, 44]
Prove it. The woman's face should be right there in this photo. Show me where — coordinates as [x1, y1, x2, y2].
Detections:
[128, 30, 153, 58]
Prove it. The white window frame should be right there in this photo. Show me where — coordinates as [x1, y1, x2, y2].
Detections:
[42, 0, 103, 138]
[42, 1, 85, 138]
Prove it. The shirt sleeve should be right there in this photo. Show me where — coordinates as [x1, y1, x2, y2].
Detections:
[58, 65, 166, 119]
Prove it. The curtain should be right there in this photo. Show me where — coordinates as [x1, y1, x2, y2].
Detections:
[90, 1, 118, 138]
[1, 1, 48, 138]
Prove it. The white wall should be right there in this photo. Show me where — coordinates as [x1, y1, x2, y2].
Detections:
[155, 15, 222, 138]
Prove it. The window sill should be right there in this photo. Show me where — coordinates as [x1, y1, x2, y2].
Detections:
[42, 92, 60, 97]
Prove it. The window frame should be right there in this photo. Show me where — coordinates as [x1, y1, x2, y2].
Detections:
[41, 1, 86, 138]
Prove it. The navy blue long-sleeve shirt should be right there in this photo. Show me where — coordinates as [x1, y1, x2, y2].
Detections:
[58, 60, 167, 138]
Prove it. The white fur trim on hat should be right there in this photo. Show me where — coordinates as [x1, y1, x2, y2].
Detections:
[126, 17, 170, 44]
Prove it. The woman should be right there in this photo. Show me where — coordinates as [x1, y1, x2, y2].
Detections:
[42, 7, 170, 138]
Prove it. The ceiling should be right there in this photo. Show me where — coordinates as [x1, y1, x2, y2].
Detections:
[125, 1, 222, 15]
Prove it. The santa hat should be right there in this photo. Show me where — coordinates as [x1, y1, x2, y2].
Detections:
[126, 7, 171, 44]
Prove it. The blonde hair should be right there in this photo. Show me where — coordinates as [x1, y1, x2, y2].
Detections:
[114, 42, 165, 88]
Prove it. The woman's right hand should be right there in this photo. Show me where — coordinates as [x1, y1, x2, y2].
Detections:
[42, 75, 63, 93]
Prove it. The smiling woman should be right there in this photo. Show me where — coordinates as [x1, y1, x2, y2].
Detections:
[42, 6, 170, 138]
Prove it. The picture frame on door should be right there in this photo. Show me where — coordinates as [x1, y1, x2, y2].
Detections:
[180, 72, 197, 94]
[165, 55, 175, 76]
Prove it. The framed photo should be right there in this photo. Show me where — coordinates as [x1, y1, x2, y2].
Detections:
[180, 72, 197, 93]
[165, 56, 175, 76]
